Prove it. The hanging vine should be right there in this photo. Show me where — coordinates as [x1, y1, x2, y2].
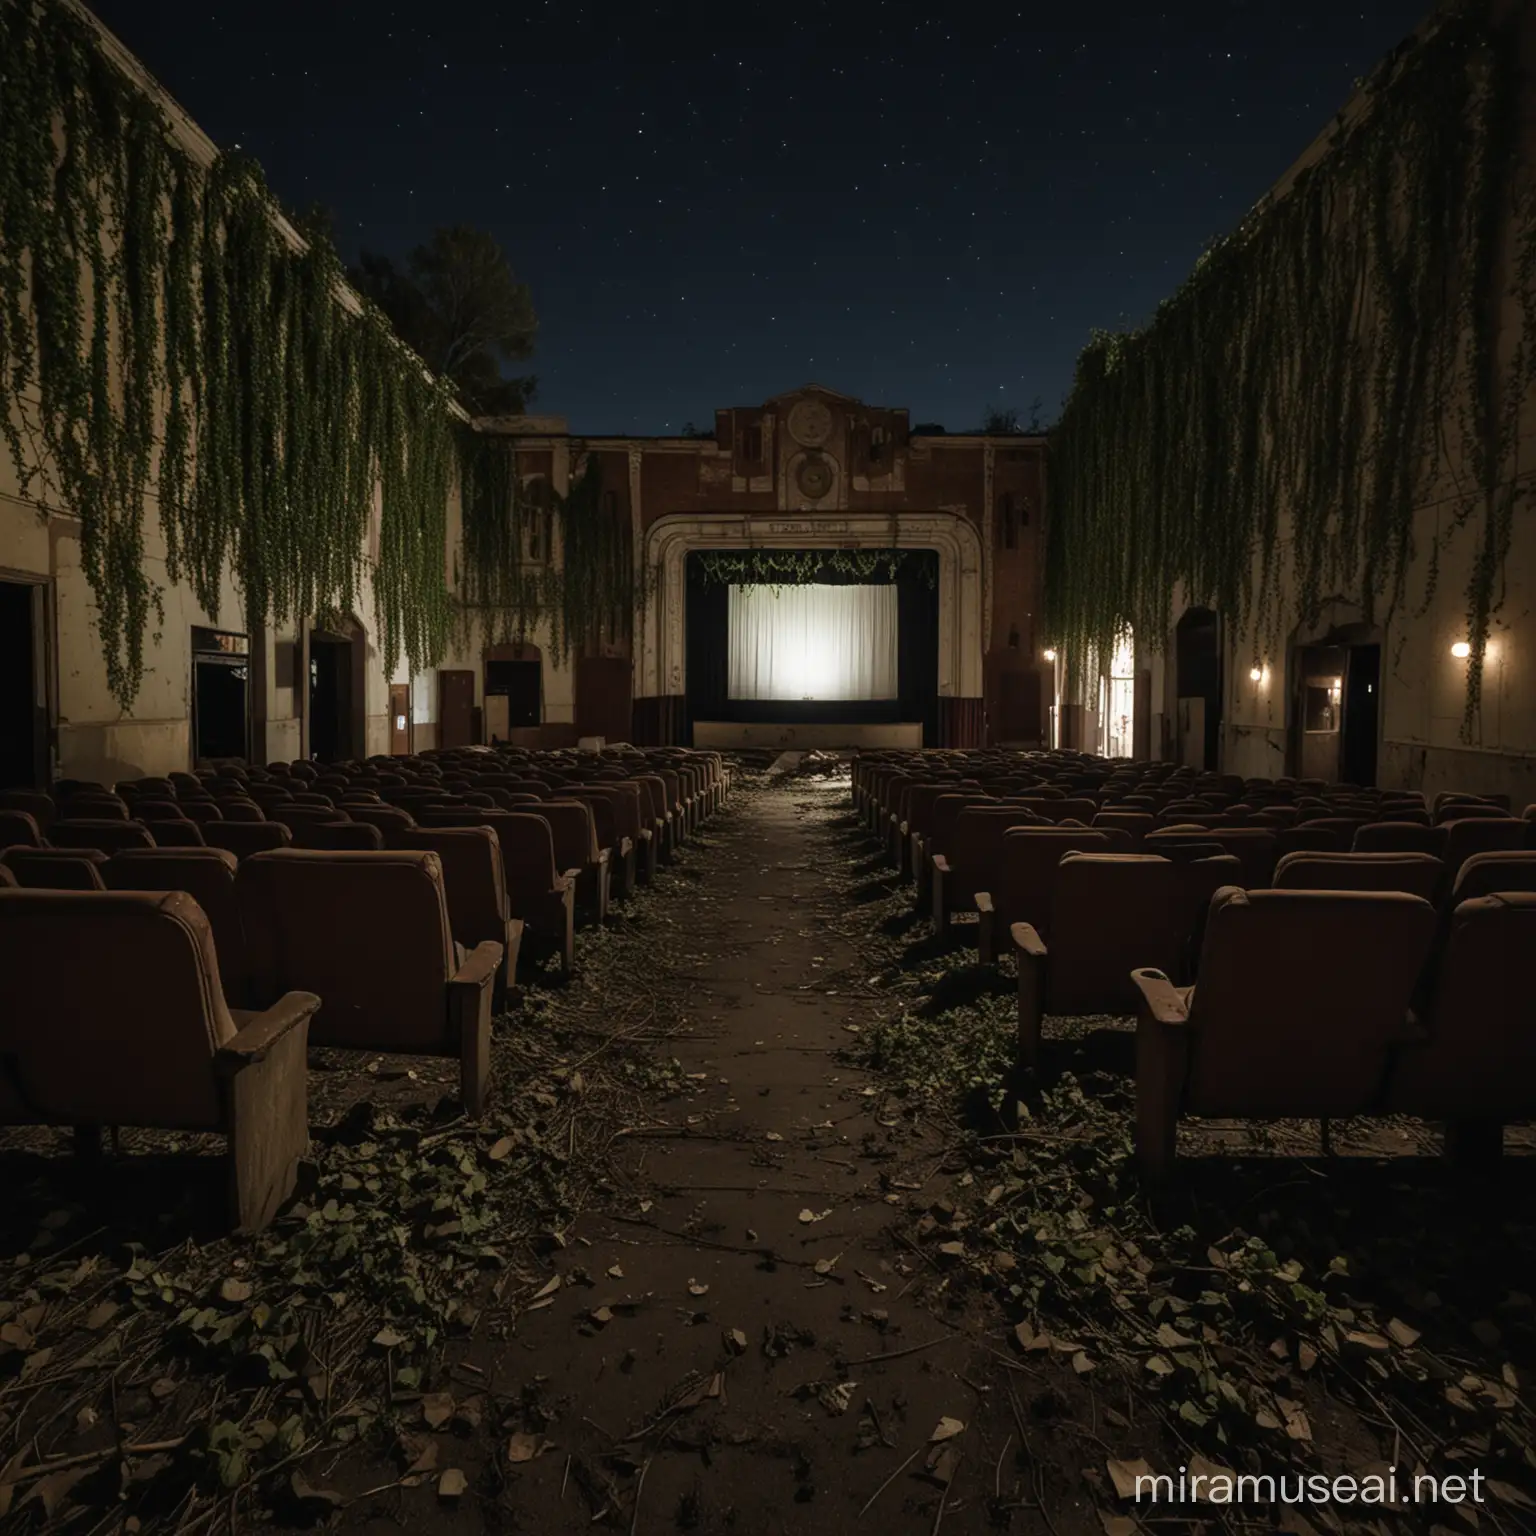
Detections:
[455, 434, 633, 667]
[1044, 0, 1536, 736]
[695, 547, 927, 591]
[0, 0, 458, 710]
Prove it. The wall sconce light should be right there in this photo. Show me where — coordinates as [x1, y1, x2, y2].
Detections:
[1450, 640, 1471, 659]
[1249, 665, 1263, 682]
[1043, 648, 1057, 662]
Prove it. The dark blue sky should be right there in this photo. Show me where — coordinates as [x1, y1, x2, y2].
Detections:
[91, 1, 1429, 436]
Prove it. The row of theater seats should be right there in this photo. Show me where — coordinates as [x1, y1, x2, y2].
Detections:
[0, 746, 729, 1231]
[852, 749, 1535, 1181]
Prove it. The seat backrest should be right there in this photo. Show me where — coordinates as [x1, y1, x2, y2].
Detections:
[1, 789, 55, 830]
[569, 790, 619, 849]
[1184, 888, 1436, 1116]
[1442, 817, 1529, 876]
[1202, 827, 1278, 888]
[144, 818, 207, 848]
[950, 807, 1040, 882]
[487, 812, 561, 902]
[1048, 855, 1181, 1012]
[1091, 809, 1153, 847]
[0, 810, 44, 851]
[291, 821, 385, 851]
[1274, 824, 1346, 856]
[1272, 850, 1443, 901]
[205, 820, 293, 859]
[0, 888, 235, 1127]
[49, 818, 155, 855]
[1353, 820, 1447, 856]
[1450, 849, 1536, 903]
[389, 827, 507, 942]
[1, 847, 108, 890]
[1408, 893, 1536, 1112]
[103, 847, 245, 999]
[236, 849, 455, 1051]
[539, 800, 600, 870]
[348, 805, 417, 833]
[992, 827, 1112, 934]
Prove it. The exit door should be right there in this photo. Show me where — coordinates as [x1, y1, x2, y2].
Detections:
[438, 669, 476, 748]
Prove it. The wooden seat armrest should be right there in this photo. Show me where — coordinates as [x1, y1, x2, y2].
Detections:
[1131, 968, 1189, 1026]
[620, 836, 633, 857]
[596, 848, 611, 866]
[1009, 922, 1047, 959]
[563, 867, 583, 887]
[974, 891, 993, 915]
[452, 940, 504, 991]
[218, 991, 320, 1073]
[932, 853, 951, 874]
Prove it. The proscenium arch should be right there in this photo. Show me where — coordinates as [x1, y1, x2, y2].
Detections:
[635, 512, 984, 702]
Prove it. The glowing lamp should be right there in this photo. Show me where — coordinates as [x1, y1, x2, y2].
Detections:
[1249, 666, 1262, 682]
[1043, 648, 1057, 662]
[1450, 641, 1471, 659]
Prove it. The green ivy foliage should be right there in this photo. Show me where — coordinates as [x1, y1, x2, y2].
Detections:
[0, 0, 455, 709]
[1045, 0, 1535, 734]
[695, 547, 928, 591]
[456, 436, 632, 668]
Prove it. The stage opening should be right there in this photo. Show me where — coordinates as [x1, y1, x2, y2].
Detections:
[727, 583, 897, 701]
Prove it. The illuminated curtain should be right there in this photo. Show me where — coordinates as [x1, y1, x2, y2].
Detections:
[727, 583, 898, 700]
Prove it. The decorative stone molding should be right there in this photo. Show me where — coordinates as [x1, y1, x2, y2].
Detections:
[637, 511, 985, 701]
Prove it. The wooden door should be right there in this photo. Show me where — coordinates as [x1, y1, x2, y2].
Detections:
[388, 682, 411, 755]
[438, 669, 475, 749]
[576, 656, 632, 744]
[998, 668, 1043, 743]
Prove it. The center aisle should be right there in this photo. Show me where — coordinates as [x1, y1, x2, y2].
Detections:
[482, 777, 1043, 1535]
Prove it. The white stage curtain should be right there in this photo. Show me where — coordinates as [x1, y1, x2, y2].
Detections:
[727, 583, 898, 700]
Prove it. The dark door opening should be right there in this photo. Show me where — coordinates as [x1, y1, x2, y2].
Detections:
[1341, 643, 1380, 788]
[0, 579, 42, 789]
[194, 656, 249, 762]
[389, 682, 412, 755]
[486, 659, 541, 731]
[438, 669, 476, 749]
[1174, 608, 1222, 772]
[1294, 643, 1346, 782]
[308, 636, 354, 762]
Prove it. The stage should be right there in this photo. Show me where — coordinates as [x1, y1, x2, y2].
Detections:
[691, 720, 922, 750]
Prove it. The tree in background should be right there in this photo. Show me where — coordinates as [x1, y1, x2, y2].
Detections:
[979, 396, 1047, 434]
[350, 226, 537, 416]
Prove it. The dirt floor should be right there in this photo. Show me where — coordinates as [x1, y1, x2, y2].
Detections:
[2, 769, 1534, 1535]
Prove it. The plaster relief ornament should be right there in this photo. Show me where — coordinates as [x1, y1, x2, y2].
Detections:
[787, 398, 834, 448]
[796, 454, 834, 500]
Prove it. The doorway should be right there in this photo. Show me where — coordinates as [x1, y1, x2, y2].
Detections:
[1293, 644, 1346, 782]
[192, 629, 250, 763]
[0, 578, 45, 789]
[308, 635, 354, 762]
[389, 682, 412, 755]
[484, 645, 542, 743]
[1174, 608, 1222, 771]
[576, 655, 630, 744]
[1341, 643, 1380, 787]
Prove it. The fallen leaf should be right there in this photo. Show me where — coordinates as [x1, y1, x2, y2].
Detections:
[687, 1280, 710, 1297]
[818, 1380, 857, 1416]
[1100, 1515, 1137, 1536]
[488, 1136, 515, 1161]
[28, 1468, 90, 1519]
[1187, 1452, 1236, 1499]
[1014, 1321, 1035, 1351]
[1107, 1458, 1155, 1500]
[799, 1208, 830, 1224]
[1072, 1351, 1096, 1375]
[438, 1468, 468, 1500]
[402, 1436, 438, 1475]
[726, 1329, 749, 1354]
[372, 1327, 405, 1349]
[150, 1377, 177, 1400]
[421, 1392, 454, 1429]
[532, 1275, 561, 1301]
[85, 1301, 118, 1331]
[607, 1265, 624, 1279]
[507, 1432, 547, 1464]
[289, 1472, 344, 1512]
[930, 1416, 965, 1443]
[924, 1444, 960, 1487]
[1386, 1317, 1421, 1348]
[765, 1132, 783, 1142]
[589, 1307, 614, 1328]
[219, 1278, 252, 1305]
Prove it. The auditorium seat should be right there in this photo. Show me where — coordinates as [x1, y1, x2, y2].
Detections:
[1, 847, 108, 890]
[387, 827, 525, 1002]
[0, 809, 44, 850]
[1385, 893, 1536, 1160]
[236, 849, 501, 1115]
[1012, 853, 1183, 1066]
[973, 826, 1113, 963]
[0, 888, 318, 1231]
[104, 847, 247, 1000]
[1131, 888, 1435, 1181]
[1272, 850, 1443, 901]
[49, 819, 155, 856]
[205, 821, 293, 859]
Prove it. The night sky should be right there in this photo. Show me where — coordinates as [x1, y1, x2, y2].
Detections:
[91, 1, 1428, 437]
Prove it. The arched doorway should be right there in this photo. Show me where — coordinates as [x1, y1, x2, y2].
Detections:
[484, 642, 542, 743]
[1174, 608, 1222, 771]
[307, 614, 367, 764]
